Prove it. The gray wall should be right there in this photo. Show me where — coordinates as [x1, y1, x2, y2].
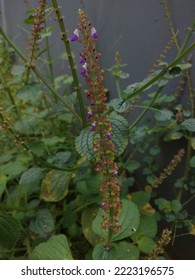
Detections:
[1, 0, 194, 98]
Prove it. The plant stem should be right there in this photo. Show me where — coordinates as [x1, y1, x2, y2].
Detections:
[161, 6, 195, 202]
[115, 76, 122, 98]
[0, 26, 82, 124]
[45, 24, 55, 86]
[129, 86, 164, 132]
[124, 42, 195, 102]
[177, 18, 195, 56]
[51, 0, 87, 127]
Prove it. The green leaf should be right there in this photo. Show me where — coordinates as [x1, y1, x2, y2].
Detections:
[23, 15, 34, 24]
[86, 175, 102, 194]
[40, 170, 71, 202]
[81, 207, 102, 245]
[92, 242, 140, 260]
[92, 199, 140, 242]
[131, 191, 150, 208]
[11, 64, 25, 76]
[20, 167, 44, 185]
[0, 160, 27, 178]
[171, 200, 182, 213]
[190, 156, 195, 168]
[155, 198, 171, 212]
[47, 151, 72, 168]
[0, 214, 21, 249]
[125, 160, 141, 173]
[43, 136, 65, 146]
[17, 83, 42, 101]
[109, 98, 130, 113]
[31, 235, 73, 260]
[149, 146, 160, 156]
[29, 209, 55, 235]
[131, 215, 157, 240]
[138, 236, 156, 254]
[75, 127, 95, 160]
[164, 131, 183, 141]
[0, 174, 8, 199]
[181, 118, 195, 132]
[75, 114, 129, 160]
[14, 115, 39, 135]
[29, 141, 45, 157]
[154, 109, 173, 121]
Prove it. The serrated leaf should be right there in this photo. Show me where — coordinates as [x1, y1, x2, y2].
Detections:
[92, 242, 140, 260]
[138, 236, 156, 254]
[131, 215, 157, 240]
[92, 199, 140, 242]
[163, 131, 183, 141]
[14, 115, 39, 135]
[171, 200, 182, 213]
[0, 214, 21, 249]
[75, 127, 95, 160]
[154, 109, 173, 121]
[11, 64, 25, 76]
[31, 235, 73, 260]
[17, 83, 42, 101]
[109, 98, 130, 113]
[43, 136, 65, 146]
[181, 118, 195, 132]
[0, 160, 27, 178]
[125, 160, 141, 173]
[75, 114, 129, 160]
[29, 209, 54, 235]
[131, 191, 150, 208]
[40, 170, 71, 202]
[47, 151, 72, 168]
[20, 167, 44, 185]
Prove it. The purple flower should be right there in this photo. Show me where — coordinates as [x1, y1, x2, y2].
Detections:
[114, 170, 119, 178]
[87, 109, 93, 119]
[71, 28, 79, 41]
[90, 121, 97, 131]
[80, 62, 88, 77]
[106, 132, 112, 140]
[91, 27, 99, 39]
[100, 202, 106, 209]
[80, 57, 85, 64]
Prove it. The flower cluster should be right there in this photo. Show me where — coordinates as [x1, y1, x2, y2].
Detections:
[26, 0, 46, 68]
[145, 148, 185, 192]
[71, 9, 121, 233]
[146, 228, 172, 260]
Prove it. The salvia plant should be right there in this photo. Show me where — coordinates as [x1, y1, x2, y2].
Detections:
[0, 0, 194, 260]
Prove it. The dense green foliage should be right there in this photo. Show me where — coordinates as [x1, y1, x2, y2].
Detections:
[0, 1, 194, 260]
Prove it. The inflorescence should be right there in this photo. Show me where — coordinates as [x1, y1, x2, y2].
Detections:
[26, 0, 47, 68]
[71, 9, 121, 233]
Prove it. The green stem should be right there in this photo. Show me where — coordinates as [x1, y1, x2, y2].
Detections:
[124, 42, 195, 102]
[115, 76, 122, 98]
[177, 18, 195, 56]
[0, 26, 82, 124]
[129, 86, 164, 132]
[45, 27, 55, 86]
[51, 0, 87, 127]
